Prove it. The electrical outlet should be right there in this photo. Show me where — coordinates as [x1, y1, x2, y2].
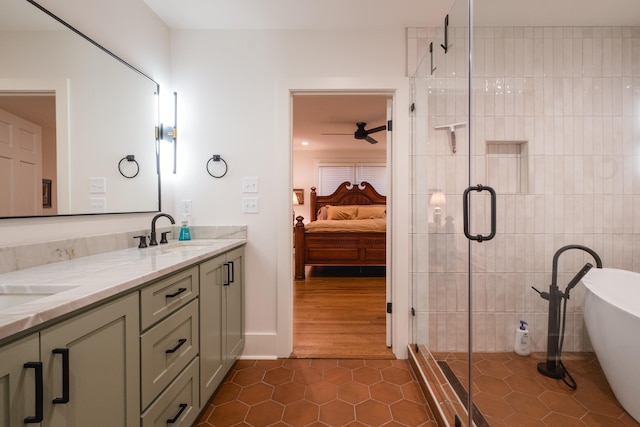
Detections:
[89, 177, 106, 194]
[90, 198, 106, 213]
[242, 197, 259, 213]
[242, 177, 259, 193]
[181, 200, 192, 216]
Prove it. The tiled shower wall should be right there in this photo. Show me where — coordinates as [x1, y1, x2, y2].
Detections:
[409, 25, 640, 352]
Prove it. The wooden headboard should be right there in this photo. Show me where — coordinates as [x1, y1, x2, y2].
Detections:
[309, 181, 386, 221]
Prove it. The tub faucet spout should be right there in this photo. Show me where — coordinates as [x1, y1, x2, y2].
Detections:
[150, 213, 175, 246]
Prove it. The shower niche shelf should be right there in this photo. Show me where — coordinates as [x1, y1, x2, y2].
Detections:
[485, 140, 529, 194]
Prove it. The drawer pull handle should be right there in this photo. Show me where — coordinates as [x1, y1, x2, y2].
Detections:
[23, 362, 43, 423]
[52, 348, 70, 404]
[228, 261, 235, 283]
[167, 403, 188, 424]
[166, 288, 187, 298]
[223, 263, 230, 286]
[166, 338, 187, 354]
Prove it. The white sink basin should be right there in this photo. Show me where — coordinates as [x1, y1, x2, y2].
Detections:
[0, 285, 78, 310]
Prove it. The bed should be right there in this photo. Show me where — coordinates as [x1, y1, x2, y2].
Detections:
[294, 181, 386, 279]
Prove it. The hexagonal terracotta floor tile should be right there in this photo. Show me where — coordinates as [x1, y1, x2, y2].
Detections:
[232, 367, 264, 386]
[381, 366, 414, 385]
[324, 366, 352, 385]
[370, 381, 403, 404]
[282, 399, 319, 426]
[264, 367, 294, 386]
[353, 366, 383, 385]
[272, 381, 305, 405]
[305, 382, 337, 405]
[355, 399, 392, 426]
[245, 400, 283, 426]
[338, 381, 370, 404]
[238, 382, 274, 405]
[319, 399, 356, 425]
[293, 367, 324, 385]
[209, 401, 249, 426]
[391, 399, 432, 426]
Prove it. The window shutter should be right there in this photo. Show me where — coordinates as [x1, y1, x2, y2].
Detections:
[356, 165, 386, 195]
[317, 165, 354, 196]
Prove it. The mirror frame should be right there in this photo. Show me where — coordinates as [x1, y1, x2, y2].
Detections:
[0, 0, 161, 219]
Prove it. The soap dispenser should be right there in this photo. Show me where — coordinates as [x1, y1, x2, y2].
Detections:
[514, 320, 531, 356]
[178, 221, 191, 241]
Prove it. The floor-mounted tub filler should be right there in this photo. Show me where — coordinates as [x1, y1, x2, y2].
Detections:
[582, 268, 640, 423]
[533, 244, 602, 389]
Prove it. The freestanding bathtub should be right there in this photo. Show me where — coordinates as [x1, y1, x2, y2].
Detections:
[582, 268, 640, 422]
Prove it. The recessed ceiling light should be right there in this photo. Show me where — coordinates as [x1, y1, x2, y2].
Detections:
[301, 141, 309, 146]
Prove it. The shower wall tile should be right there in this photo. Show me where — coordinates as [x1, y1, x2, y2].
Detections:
[410, 24, 640, 353]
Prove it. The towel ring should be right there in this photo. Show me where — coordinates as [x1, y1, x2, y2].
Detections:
[118, 155, 140, 178]
[206, 155, 228, 178]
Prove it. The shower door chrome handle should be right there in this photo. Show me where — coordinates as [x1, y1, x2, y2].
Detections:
[463, 185, 496, 242]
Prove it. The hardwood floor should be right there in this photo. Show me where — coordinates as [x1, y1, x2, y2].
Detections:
[292, 265, 394, 359]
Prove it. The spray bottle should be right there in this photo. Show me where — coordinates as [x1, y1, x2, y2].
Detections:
[514, 320, 531, 356]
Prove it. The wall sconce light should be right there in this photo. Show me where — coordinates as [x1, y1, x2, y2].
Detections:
[156, 91, 178, 174]
[292, 191, 299, 206]
[158, 124, 176, 141]
[430, 191, 447, 225]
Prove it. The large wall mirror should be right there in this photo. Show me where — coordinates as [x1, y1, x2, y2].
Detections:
[0, 0, 160, 218]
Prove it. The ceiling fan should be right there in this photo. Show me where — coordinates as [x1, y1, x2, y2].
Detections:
[322, 122, 387, 144]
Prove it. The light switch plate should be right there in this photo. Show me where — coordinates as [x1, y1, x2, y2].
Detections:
[242, 197, 259, 213]
[242, 177, 259, 193]
[89, 177, 106, 194]
[90, 198, 106, 213]
[181, 200, 192, 216]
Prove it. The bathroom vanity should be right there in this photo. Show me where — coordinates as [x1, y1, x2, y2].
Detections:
[0, 239, 245, 427]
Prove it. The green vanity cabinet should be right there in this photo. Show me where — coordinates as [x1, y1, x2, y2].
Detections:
[0, 242, 245, 427]
[0, 334, 40, 427]
[0, 293, 139, 427]
[40, 293, 140, 427]
[199, 246, 245, 407]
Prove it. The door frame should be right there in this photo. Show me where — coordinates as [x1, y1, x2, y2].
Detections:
[291, 92, 391, 353]
[274, 77, 410, 359]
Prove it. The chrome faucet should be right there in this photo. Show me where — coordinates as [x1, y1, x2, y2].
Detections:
[149, 213, 175, 246]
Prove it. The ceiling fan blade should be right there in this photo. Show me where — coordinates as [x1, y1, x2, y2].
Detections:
[366, 125, 387, 135]
[365, 136, 378, 144]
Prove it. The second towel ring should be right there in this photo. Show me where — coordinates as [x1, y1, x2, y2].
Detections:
[206, 155, 228, 178]
[118, 155, 140, 178]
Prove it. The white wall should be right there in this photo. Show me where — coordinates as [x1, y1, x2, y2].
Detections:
[0, 4, 412, 358]
[0, 0, 172, 245]
[170, 28, 410, 357]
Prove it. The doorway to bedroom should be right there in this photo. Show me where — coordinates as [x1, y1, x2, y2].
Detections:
[291, 93, 392, 358]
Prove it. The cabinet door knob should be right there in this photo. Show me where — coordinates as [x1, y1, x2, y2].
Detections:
[23, 362, 43, 423]
[52, 348, 70, 404]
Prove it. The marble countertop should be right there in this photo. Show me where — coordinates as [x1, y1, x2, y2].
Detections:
[0, 239, 246, 344]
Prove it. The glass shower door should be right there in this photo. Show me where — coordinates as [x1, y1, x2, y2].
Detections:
[409, 0, 477, 424]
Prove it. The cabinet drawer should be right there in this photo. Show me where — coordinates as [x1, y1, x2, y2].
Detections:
[141, 357, 200, 427]
[141, 266, 199, 330]
[141, 299, 199, 410]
